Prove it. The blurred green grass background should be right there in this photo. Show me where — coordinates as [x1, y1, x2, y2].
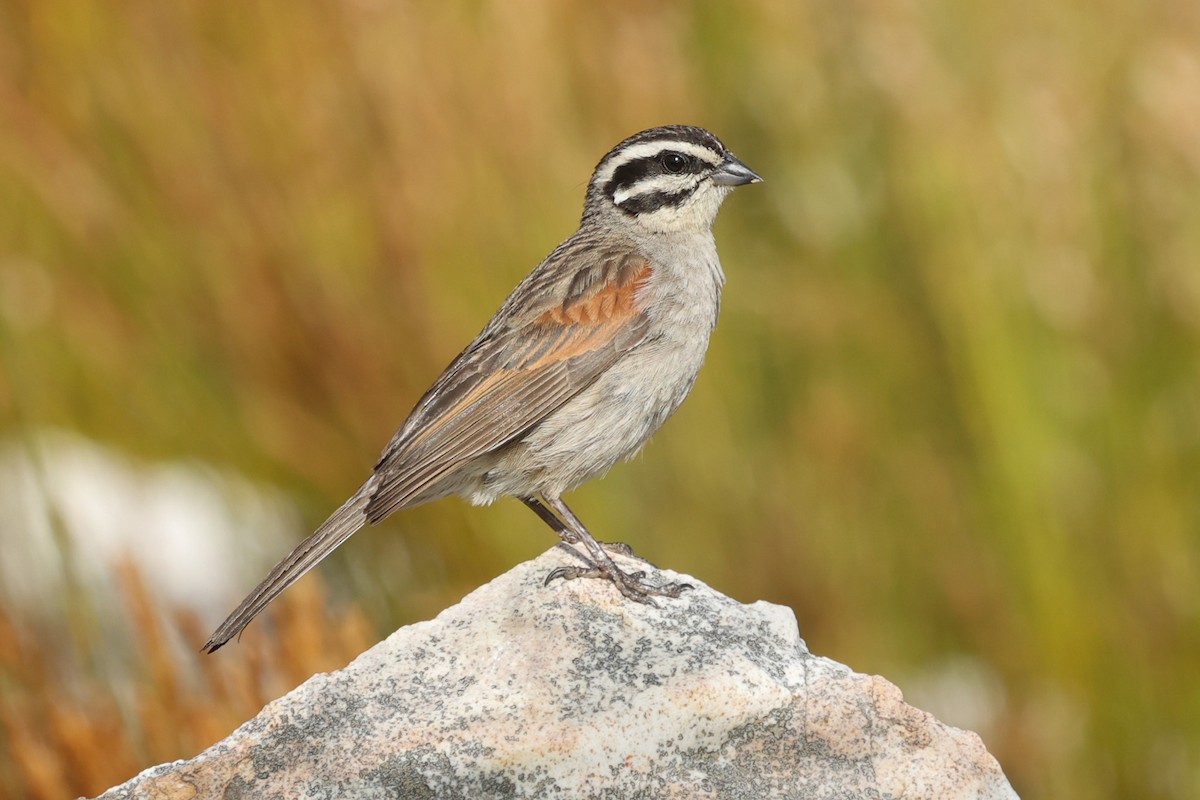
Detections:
[1, 0, 1198, 797]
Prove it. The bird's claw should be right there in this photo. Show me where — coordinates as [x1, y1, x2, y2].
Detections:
[544, 559, 693, 604]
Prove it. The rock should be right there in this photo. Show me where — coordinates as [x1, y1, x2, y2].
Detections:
[91, 547, 1019, 799]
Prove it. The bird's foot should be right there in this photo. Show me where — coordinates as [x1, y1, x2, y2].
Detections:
[544, 557, 692, 604]
[600, 540, 636, 557]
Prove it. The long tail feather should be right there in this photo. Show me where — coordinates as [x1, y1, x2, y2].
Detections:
[201, 480, 374, 653]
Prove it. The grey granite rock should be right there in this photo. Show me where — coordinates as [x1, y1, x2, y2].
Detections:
[92, 547, 1019, 799]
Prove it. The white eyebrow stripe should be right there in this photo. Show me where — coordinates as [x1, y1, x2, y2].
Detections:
[612, 173, 701, 205]
[592, 140, 722, 188]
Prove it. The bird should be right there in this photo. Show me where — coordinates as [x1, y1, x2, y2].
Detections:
[202, 125, 761, 653]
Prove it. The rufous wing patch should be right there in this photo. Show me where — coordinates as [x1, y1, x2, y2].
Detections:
[537, 259, 652, 327]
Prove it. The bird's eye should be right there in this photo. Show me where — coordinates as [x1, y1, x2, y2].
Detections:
[660, 152, 689, 174]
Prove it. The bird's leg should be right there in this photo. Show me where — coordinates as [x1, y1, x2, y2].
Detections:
[519, 496, 636, 556]
[520, 496, 580, 544]
[519, 495, 601, 569]
[538, 495, 692, 603]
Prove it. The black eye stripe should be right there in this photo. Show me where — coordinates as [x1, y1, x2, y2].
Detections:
[603, 150, 709, 200]
[604, 158, 656, 199]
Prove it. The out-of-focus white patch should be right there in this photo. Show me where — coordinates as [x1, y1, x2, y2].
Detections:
[901, 654, 1005, 737]
[0, 430, 300, 615]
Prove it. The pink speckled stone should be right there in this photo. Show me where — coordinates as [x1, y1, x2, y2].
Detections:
[92, 548, 1018, 800]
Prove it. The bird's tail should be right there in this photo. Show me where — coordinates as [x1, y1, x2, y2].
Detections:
[202, 479, 375, 653]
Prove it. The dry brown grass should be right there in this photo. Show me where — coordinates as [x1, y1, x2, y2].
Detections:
[0, 561, 373, 799]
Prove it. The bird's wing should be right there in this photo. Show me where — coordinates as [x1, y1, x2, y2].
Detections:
[201, 242, 653, 653]
[365, 245, 654, 521]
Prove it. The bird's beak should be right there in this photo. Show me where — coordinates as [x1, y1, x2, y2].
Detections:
[711, 154, 763, 186]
